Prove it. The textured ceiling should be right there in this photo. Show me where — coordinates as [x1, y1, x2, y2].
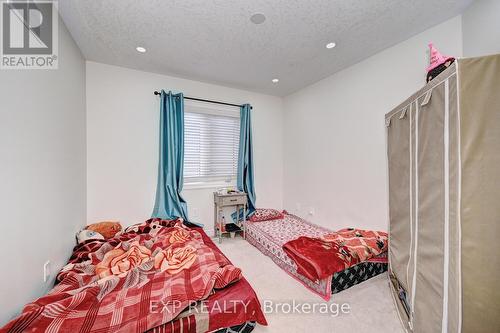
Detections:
[59, 0, 473, 96]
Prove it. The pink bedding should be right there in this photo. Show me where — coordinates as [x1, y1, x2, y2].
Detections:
[244, 213, 334, 300]
[244, 213, 388, 300]
[2, 220, 267, 333]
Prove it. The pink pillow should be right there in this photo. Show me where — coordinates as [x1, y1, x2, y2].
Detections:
[248, 208, 284, 222]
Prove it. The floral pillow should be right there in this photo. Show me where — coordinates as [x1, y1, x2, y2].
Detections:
[248, 208, 284, 222]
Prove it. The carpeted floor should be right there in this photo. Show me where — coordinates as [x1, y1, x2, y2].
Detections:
[218, 237, 403, 333]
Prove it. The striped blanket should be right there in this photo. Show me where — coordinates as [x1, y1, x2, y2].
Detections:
[1, 220, 248, 333]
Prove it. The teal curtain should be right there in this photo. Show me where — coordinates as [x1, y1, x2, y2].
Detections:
[237, 104, 256, 215]
[152, 90, 189, 221]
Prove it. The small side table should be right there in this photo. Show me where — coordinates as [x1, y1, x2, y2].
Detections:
[213, 192, 247, 243]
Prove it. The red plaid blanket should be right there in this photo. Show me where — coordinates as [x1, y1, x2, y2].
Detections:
[148, 224, 267, 333]
[1, 220, 255, 333]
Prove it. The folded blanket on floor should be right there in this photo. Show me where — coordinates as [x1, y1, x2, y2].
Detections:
[283, 237, 356, 281]
[283, 228, 388, 281]
[1, 220, 243, 333]
[322, 228, 388, 262]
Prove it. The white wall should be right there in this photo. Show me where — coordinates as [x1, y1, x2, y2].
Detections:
[462, 0, 500, 57]
[0, 20, 86, 324]
[282, 17, 463, 231]
[86, 62, 283, 233]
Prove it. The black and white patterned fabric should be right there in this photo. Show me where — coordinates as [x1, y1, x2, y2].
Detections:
[213, 321, 256, 333]
[331, 262, 388, 294]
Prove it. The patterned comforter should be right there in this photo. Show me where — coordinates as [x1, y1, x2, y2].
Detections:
[1, 220, 266, 333]
[283, 228, 388, 282]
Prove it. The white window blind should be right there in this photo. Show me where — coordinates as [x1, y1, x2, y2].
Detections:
[184, 101, 240, 183]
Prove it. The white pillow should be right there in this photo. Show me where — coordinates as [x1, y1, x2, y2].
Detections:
[76, 229, 104, 244]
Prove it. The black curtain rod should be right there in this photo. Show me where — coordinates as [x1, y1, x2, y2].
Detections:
[154, 91, 251, 109]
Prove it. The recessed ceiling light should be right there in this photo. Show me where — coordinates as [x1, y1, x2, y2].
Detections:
[136, 46, 147, 53]
[326, 42, 336, 49]
[272, 78, 279, 83]
[250, 13, 266, 24]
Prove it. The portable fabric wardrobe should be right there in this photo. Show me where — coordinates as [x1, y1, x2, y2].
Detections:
[385, 54, 500, 333]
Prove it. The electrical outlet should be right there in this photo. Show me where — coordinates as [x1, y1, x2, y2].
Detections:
[192, 208, 199, 218]
[309, 207, 315, 216]
[43, 260, 51, 282]
[296, 203, 301, 211]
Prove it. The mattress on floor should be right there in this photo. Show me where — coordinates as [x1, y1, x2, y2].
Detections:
[1, 218, 266, 333]
[244, 213, 387, 299]
[331, 260, 388, 294]
[245, 213, 333, 299]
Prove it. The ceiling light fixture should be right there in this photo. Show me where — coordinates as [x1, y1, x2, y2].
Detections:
[136, 46, 147, 53]
[326, 42, 336, 49]
[272, 78, 279, 83]
[250, 13, 266, 24]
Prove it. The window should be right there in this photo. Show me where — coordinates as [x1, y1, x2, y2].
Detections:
[184, 101, 240, 184]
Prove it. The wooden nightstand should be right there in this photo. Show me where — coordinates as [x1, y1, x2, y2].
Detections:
[213, 192, 247, 243]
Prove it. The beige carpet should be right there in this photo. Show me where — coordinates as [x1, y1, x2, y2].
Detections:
[218, 237, 403, 333]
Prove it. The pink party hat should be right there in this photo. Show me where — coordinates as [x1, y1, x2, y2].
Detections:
[427, 43, 454, 71]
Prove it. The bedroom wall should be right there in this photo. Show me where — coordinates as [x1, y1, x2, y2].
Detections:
[282, 16, 463, 231]
[462, 0, 500, 57]
[0, 20, 86, 324]
[86, 62, 283, 234]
